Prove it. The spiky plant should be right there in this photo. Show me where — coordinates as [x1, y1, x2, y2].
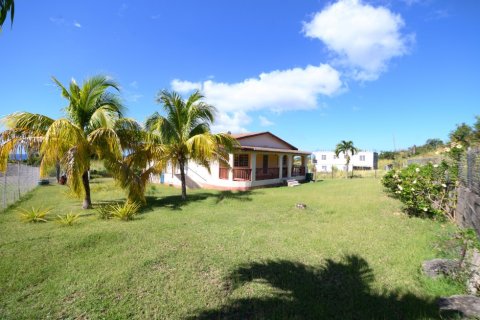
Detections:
[110, 202, 141, 221]
[17, 206, 50, 223]
[56, 212, 80, 226]
[0, 75, 124, 209]
[146, 90, 237, 200]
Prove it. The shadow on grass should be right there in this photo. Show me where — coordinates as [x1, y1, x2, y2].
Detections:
[189, 255, 440, 319]
[145, 190, 256, 211]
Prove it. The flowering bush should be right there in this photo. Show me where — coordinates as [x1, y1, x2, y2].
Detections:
[382, 162, 457, 220]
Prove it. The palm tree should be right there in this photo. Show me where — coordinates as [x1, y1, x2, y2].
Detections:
[0, 0, 14, 30]
[104, 118, 166, 205]
[0, 75, 124, 209]
[146, 90, 237, 200]
[335, 140, 358, 178]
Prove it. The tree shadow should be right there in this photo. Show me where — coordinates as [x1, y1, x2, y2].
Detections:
[189, 255, 441, 319]
[145, 190, 256, 211]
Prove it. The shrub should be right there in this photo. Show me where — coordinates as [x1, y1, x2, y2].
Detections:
[56, 212, 80, 226]
[17, 206, 50, 223]
[382, 161, 457, 220]
[110, 202, 141, 221]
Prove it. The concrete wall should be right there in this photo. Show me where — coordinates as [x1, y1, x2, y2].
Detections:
[456, 186, 480, 237]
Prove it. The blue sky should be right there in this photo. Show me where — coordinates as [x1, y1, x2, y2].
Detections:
[1, 0, 479, 152]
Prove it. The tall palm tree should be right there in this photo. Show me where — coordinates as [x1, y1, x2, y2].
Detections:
[335, 140, 358, 178]
[0, 75, 124, 209]
[0, 0, 14, 30]
[146, 90, 237, 200]
[104, 118, 166, 205]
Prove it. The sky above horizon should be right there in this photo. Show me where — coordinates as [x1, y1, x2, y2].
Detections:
[1, 0, 479, 152]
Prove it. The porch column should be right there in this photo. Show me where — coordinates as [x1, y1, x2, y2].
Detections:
[287, 154, 292, 178]
[278, 153, 283, 179]
[250, 152, 256, 181]
[228, 153, 234, 181]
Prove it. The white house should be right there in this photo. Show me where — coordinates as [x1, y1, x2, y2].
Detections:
[153, 132, 311, 191]
[312, 151, 378, 172]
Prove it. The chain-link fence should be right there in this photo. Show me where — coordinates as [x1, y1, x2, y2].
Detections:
[458, 148, 480, 194]
[0, 162, 41, 210]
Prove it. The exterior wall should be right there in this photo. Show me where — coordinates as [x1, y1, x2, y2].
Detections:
[313, 151, 378, 172]
[237, 134, 292, 150]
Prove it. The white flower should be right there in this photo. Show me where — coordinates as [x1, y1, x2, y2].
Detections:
[423, 207, 428, 212]
[415, 168, 420, 173]
[445, 147, 451, 152]
[433, 164, 439, 168]
[435, 151, 440, 155]
[397, 185, 403, 191]
[442, 183, 447, 188]
[411, 188, 415, 191]
[413, 180, 417, 184]
[456, 144, 462, 149]
[395, 190, 401, 194]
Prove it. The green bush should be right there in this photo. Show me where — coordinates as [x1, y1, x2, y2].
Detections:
[17, 206, 50, 223]
[382, 162, 457, 220]
[56, 212, 80, 226]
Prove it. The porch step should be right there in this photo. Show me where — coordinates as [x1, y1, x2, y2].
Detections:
[287, 179, 300, 187]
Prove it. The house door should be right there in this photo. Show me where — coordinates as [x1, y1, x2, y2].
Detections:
[263, 155, 268, 174]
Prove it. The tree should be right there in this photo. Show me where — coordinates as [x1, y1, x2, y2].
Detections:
[104, 118, 166, 205]
[0, 75, 124, 209]
[146, 90, 237, 200]
[472, 116, 480, 144]
[424, 138, 443, 150]
[449, 123, 472, 147]
[334, 140, 358, 178]
[0, 0, 14, 31]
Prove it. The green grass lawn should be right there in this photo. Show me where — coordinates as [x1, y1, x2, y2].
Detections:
[0, 178, 461, 319]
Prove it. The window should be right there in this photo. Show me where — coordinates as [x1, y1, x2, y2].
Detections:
[321, 154, 327, 160]
[321, 166, 327, 171]
[359, 155, 365, 161]
[333, 155, 338, 159]
[234, 154, 249, 167]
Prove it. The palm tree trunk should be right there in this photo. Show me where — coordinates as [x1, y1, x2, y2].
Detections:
[179, 159, 187, 200]
[82, 170, 92, 209]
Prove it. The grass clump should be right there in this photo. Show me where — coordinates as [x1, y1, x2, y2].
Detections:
[110, 202, 141, 221]
[17, 206, 50, 223]
[56, 212, 80, 226]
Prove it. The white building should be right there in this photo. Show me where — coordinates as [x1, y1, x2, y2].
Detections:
[153, 132, 311, 191]
[312, 151, 378, 172]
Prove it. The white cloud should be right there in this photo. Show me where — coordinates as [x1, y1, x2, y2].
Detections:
[73, 21, 82, 28]
[303, 0, 414, 81]
[172, 64, 341, 133]
[129, 81, 138, 89]
[171, 79, 202, 93]
[172, 64, 342, 113]
[259, 116, 274, 127]
[211, 111, 251, 134]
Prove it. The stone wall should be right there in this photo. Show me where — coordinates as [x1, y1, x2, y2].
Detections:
[456, 186, 480, 238]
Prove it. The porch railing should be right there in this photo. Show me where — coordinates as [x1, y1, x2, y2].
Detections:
[219, 167, 229, 180]
[292, 166, 306, 177]
[255, 167, 280, 180]
[233, 168, 252, 181]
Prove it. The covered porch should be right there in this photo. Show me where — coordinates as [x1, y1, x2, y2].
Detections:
[219, 151, 308, 183]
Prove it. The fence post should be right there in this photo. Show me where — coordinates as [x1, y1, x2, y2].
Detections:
[2, 165, 7, 209]
[17, 161, 21, 199]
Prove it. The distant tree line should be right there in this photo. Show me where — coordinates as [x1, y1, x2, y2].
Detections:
[379, 116, 480, 160]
